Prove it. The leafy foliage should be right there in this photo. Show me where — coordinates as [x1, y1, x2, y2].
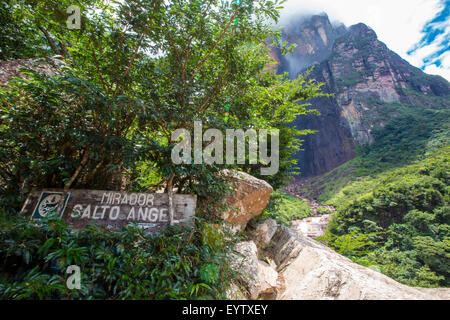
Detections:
[0, 0, 325, 213]
[326, 147, 450, 287]
[0, 71, 142, 210]
[0, 213, 238, 299]
[317, 230, 384, 267]
[259, 191, 312, 226]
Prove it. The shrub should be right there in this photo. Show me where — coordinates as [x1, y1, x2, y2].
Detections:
[325, 147, 450, 287]
[259, 191, 312, 226]
[0, 212, 238, 299]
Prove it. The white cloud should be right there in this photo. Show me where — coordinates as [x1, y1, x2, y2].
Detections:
[423, 49, 450, 79]
[408, 40, 442, 67]
[424, 64, 450, 79]
[278, 0, 449, 81]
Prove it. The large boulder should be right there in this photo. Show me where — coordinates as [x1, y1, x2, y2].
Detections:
[249, 218, 278, 248]
[256, 260, 280, 299]
[0, 58, 60, 86]
[269, 226, 450, 300]
[221, 171, 273, 232]
[229, 241, 279, 300]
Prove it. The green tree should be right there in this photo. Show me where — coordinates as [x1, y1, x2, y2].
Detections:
[1, 0, 325, 213]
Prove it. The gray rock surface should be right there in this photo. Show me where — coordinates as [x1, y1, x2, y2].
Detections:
[249, 218, 278, 248]
[270, 226, 450, 300]
[229, 241, 280, 300]
[229, 222, 450, 300]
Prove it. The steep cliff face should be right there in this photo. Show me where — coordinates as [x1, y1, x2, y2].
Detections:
[276, 14, 346, 77]
[275, 15, 450, 177]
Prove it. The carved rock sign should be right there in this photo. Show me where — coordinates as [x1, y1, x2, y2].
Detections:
[20, 189, 197, 233]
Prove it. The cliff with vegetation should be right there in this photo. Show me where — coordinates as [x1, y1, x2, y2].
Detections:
[270, 14, 450, 289]
[272, 14, 450, 177]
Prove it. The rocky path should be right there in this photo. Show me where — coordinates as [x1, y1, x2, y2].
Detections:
[291, 214, 333, 238]
[284, 185, 336, 238]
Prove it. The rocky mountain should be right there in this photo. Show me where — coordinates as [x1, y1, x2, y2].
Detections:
[272, 14, 450, 177]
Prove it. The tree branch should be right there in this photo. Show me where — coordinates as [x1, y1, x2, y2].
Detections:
[186, 3, 242, 85]
[198, 68, 228, 113]
[181, 0, 213, 80]
[165, 28, 184, 70]
[38, 26, 59, 55]
[111, 30, 126, 93]
[114, 33, 145, 97]
[64, 149, 91, 191]
[90, 39, 108, 93]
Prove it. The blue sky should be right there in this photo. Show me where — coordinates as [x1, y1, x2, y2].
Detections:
[407, 0, 449, 80]
[279, 0, 450, 81]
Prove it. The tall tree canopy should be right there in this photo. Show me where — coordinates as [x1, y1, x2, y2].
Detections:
[0, 0, 325, 213]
